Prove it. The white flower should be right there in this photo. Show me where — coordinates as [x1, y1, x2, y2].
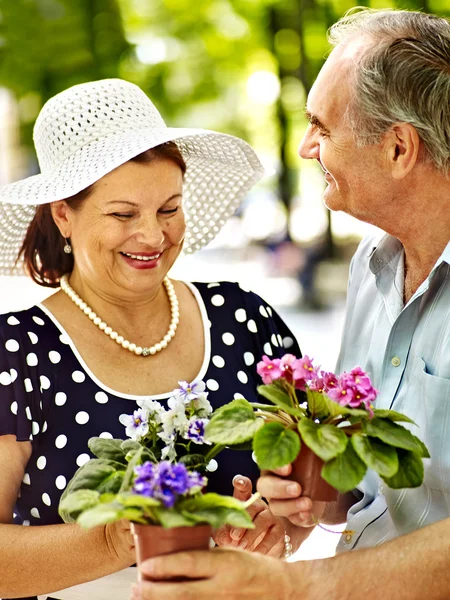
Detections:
[119, 408, 149, 440]
[136, 399, 164, 425]
[191, 392, 213, 417]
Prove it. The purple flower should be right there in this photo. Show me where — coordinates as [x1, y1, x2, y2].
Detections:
[119, 408, 149, 440]
[184, 418, 210, 444]
[176, 380, 206, 403]
[256, 356, 282, 384]
[132, 461, 206, 508]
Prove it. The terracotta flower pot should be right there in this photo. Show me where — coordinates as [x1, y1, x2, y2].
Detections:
[289, 442, 339, 502]
[131, 523, 213, 582]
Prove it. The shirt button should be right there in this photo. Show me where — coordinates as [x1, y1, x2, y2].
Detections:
[343, 533, 353, 544]
[391, 356, 401, 367]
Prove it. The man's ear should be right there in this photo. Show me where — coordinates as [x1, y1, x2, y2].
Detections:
[384, 123, 421, 180]
[50, 201, 72, 237]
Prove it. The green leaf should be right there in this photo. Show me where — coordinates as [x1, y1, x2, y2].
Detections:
[61, 459, 118, 498]
[97, 471, 125, 494]
[257, 385, 304, 417]
[373, 409, 416, 424]
[321, 444, 367, 494]
[205, 399, 264, 445]
[414, 437, 431, 459]
[253, 422, 300, 470]
[120, 439, 141, 454]
[179, 493, 254, 529]
[154, 508, 198, 528]
[382, 449, 424, 489]
[88, 437, 127, 465]
[298, 419, 348, 461]
[77, 503, 122, 529]
[118, 494, 160, 508]
[58, 490, 101, 523]
[306, 390, 330, 420]
[364, 418, 424, 453]
[351, 435, 399, 478]
[178, 454, 207, 469]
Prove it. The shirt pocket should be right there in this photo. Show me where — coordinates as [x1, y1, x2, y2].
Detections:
[405, 356, 450, 492]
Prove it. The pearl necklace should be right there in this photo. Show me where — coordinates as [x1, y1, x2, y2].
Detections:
[60, 274, 179, 357]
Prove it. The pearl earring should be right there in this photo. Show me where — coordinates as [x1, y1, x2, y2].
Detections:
[63, 238, 72, 254]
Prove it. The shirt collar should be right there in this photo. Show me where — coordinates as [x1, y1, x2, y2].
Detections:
[369, 235, 450, 275]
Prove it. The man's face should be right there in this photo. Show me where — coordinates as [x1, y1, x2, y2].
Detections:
[298, 41, 390, 223]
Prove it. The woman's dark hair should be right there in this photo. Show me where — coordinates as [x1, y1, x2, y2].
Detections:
[18, 142, 187, 287]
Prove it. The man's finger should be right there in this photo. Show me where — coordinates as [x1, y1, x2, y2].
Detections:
[140, 550, 218, 581]
[266, 496, 312, 518]
[232, 474, 253, 500]
[262, 464, 292, 477]
[257, 475, 302, 500]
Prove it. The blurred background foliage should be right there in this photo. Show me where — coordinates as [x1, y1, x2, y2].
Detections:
[0, 0, 449, 304]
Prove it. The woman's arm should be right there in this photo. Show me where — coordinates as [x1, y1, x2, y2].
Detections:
[0, 435, 135, 598]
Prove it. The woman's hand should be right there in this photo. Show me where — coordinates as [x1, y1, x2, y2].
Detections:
[104, 519, 136, 566]
[213, 475, 286, 557]
[257, 464, 326, 527]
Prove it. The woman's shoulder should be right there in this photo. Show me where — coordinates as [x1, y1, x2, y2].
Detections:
[190, 281, 269, 309]
[0, 305, 58, 353]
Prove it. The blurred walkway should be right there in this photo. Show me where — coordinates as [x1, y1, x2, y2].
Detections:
[0, 245, 349, 560]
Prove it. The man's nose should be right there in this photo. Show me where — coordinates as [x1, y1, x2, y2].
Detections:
[298, 126, 319, 160]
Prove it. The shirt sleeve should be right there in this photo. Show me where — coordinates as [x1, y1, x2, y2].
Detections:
[0, 318, 45, 443]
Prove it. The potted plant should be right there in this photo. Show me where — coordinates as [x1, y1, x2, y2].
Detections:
[59, 381, 256, 581]
[205, 355, 430, 501]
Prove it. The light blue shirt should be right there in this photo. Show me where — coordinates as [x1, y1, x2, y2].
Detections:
[335, 232, 450, 552]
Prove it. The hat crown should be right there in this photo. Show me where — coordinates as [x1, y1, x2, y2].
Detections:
[33, 79, 167, 174]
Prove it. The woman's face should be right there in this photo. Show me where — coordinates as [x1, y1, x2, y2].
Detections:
[52, 158, 185, 299]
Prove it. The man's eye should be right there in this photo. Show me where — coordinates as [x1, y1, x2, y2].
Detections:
[159, 208, 179, 215]
[112, 213, 134, 218]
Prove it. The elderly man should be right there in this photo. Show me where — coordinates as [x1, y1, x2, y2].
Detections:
[131, 8, 450, 599]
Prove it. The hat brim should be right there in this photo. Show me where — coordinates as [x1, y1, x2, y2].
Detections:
[0, 127, 264, 275]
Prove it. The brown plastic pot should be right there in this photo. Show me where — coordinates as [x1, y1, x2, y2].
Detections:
[289, 442, 339, 502]
[131, 523, 213, 582]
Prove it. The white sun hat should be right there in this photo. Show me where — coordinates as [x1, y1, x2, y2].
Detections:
[0, 78, 264, 276]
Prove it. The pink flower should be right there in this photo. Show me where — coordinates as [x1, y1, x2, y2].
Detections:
[327, 369, 378, 414]
[256, 355, 282, 384]
[293, 356, 318, 390]
[322, 371, 339, 391]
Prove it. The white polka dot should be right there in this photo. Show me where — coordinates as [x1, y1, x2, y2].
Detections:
[72, 371, 86, 383]
[211, 294, 225, 307]
[277, 334, 283, 346]
[55, 475, 67, 490]
[207, 283, 220, 288]
[26, 353, 38, 366]
[76, 453, 91, 467]
[55, 434, 67, 449]
[271, 334, 279, 347]
[32, 422, 40, 436]
[5, 339, 19, 352]
[32, 316, 45, 326]
[234, 393, 245, 400]
[206, 459, 218, 472]
[206, 379, 219, 391]
[25, 406, 32, 420]
[24, 378, 33, 393]
[0, 371, 12, 385]
[42, 421, 48, 433]
[10, 401, 18, 415]
[49, 351, 61, 364]
[37, 456, 47, 470]
[42, 493, 51, 506]
[263, 342, 273, 356]
[95, 391, 108, 404]
[283, 336, 294, 349]
[99, 431, 113, 439]
[27, 331, 38, 344]
[222, 332, 235, 346]
[55, 392, 67, 406]
[75, 411, 90, 425]
[235, 308, 247, 322]
[266, 306, 273, 316]
[30, 507, 40, 519]
[244, 352, 255, 366]
[212, 355, 225, 368]
[252, 451, 258, 463]
[22, 473, 30, 485]
[259, 305, 269, 318]
[237, 371, 248, 384]
[247, 320, 258, 333]
[59, 333, 70, 345]
[7, 316, 20, 326]
[40, 376, 51, 390]
[22, 520, 30, 526]
[10, 369, 18, 382]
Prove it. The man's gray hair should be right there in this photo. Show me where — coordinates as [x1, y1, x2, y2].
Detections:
[328, 8, 450, 174]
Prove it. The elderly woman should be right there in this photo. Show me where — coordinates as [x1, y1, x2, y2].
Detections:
[0, 79, 305, 599]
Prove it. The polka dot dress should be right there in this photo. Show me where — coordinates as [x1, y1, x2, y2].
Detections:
[0, 281, 301, 528]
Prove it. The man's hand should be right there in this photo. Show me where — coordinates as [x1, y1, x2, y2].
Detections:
[257, 464, 326, 527]
[131, 549, 297, 600]
[213, 475, 285, 556]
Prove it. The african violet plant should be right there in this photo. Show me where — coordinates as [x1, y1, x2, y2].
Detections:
[205, 355, 430, 494]
[59, 381, 255, 530]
